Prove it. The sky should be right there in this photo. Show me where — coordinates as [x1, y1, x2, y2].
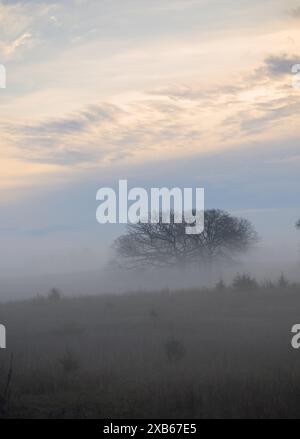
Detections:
[0, 0, 300, 293]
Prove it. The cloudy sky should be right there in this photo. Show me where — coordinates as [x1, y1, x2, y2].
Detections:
[0, 0, 300, 285]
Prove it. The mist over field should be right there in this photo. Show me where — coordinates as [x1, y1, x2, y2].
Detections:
[2, 282, 300, 418]
[1, 207, 300, 300]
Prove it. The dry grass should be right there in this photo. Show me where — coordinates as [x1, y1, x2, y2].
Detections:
[1, 282, 300, 418]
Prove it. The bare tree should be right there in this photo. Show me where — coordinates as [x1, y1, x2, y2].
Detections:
[112, 215, 191, 269]
[296, 219, 300, 230]
[112, 209, 258, 269]
[193, 209, 258, 265]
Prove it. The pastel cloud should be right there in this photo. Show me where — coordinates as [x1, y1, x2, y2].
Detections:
[0, 0, 299, 191]
[2, 51, 299, 177]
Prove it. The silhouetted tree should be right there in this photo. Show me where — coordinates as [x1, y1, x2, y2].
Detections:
[113, 209, 258, 269]
[192, 209, 258, 266]
[296, 220, 300, 230]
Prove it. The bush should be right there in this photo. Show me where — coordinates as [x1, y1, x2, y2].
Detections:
[164, 337, 186, 362]
[47, 288, 62, 301]
[232, 273, 258, 291]
[215, 279, 226, 291]
[59, 349, 80, 373]
[277, 273, 289, 289]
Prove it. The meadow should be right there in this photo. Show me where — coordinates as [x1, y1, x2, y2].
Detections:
[1, 277, 300, 419]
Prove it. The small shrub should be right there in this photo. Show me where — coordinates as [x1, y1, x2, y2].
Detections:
[232, 273, 258, 291]
[215, 279, 226, 291]
[164, 337, 186, 363]
[47, 288, 62, 301]
[59, 349, 79, 373]
[277, 273, 289, 289]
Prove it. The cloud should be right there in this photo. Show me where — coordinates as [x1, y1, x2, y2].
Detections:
[1, 48, 298, 172]
[263, 54, 299, 77]
[1, 103, 124, 165]
[1, 32, 32, 56]
[0, 2, 46, 60]
[289, 5, 300, 17]
[0, 0, 299, 191]
[238, 101, 300, 135]
[13, 103, 121, 136]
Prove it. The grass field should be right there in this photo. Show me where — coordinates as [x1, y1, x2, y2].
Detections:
[1, 280, 300, 418]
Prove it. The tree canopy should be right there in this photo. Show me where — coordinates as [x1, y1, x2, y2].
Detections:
[112, 209, 258, 269]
